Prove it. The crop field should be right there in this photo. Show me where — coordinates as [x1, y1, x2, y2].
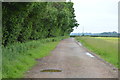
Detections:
[76, 37, 119, 68]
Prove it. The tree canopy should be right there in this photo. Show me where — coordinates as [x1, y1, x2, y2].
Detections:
[2, 2, 79, 46]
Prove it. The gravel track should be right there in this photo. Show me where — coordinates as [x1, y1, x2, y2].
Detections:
[25, 38, 118, 78]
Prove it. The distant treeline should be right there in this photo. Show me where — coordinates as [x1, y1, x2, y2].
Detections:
[70, 31, 119, 37]
[91, 32, 119, 37]
[2, 2, 78, 46]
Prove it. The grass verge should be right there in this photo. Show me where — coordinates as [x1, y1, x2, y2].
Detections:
[76, 37, 118, 68]
[2, 37, 67, 78]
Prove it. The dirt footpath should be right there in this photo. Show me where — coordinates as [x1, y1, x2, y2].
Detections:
[25, 38, 118, 78]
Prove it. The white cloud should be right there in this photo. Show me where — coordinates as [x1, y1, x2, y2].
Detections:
[71, 0, 119, 33]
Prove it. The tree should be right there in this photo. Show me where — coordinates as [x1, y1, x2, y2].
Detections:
[2, 2, 79, 46]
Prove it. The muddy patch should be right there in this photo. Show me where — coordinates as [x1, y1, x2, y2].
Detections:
[40, 69, 62, 72]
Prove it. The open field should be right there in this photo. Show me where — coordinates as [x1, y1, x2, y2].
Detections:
[2, 37, 67, 78]
[76, 37, 118, 68]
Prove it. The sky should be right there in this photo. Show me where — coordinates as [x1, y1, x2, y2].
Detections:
[69, 0, 120, 33]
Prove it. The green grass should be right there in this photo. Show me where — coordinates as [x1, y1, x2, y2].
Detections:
[76, 37, 118, 68]
[2, 36, 68, 78]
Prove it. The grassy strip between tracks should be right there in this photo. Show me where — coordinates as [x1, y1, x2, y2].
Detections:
[76, 37, 119, 68]
[2, 37, 68, 78]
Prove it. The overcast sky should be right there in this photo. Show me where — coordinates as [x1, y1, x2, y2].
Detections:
[70, 0, 119, 33]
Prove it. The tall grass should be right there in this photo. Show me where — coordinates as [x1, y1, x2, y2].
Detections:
[2, 36, 67, 78]
[76, 37, 118, 68]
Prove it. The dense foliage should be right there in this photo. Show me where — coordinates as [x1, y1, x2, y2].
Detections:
[2, 2, 78, 46]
